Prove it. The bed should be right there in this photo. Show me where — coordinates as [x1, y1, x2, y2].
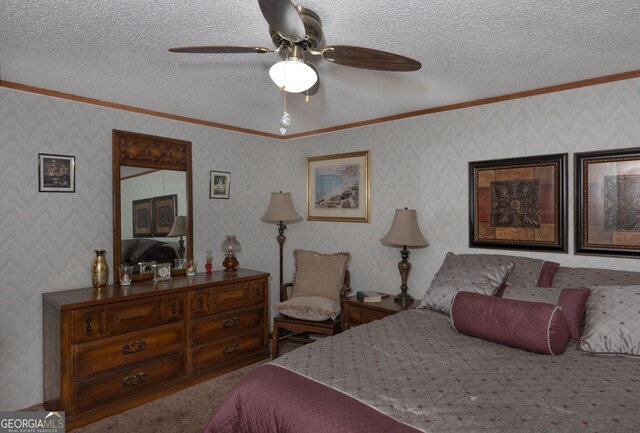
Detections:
[203, 254, 640, 433]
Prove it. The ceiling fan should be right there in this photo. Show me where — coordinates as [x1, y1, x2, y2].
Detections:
[169, 0, 421, 133]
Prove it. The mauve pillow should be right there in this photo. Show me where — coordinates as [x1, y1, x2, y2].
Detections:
[501, 285, 590, 341]
[451, 291, 571, 355]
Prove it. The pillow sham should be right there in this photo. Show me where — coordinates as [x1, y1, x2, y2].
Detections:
[418, 252, 514, 314]
[451, 291, 571, 355]
[291, 250, 351, 304]
[273, 296, 341, 322]
[501, 285, 590, 341]
[550, 267, 640, 289]
[578, 286, 640, 357]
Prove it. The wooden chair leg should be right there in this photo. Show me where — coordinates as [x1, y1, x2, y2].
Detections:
[271, 322, 280, 359]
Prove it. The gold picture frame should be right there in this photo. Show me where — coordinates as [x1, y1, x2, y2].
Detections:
[307, 150, 370, 222]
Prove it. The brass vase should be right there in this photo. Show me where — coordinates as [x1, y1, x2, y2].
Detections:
[91, 250, 109, 289]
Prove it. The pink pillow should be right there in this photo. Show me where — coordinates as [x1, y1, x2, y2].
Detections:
[500, 286, 591, 341]
[451, 291, 571, 355]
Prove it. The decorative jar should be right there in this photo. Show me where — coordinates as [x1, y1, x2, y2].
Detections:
[91, 250, 109, 289]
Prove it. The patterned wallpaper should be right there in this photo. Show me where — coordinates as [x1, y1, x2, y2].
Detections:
[1, 76, 639, 410]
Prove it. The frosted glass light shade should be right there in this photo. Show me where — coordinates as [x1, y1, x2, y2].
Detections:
[269, 59, 318, 93]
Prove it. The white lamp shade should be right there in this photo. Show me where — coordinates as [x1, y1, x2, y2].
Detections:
[261, 192, 302, 223]
[269, 59, 318, 93]
[380, 208, 428, 248]
[167, 215, 188, 237]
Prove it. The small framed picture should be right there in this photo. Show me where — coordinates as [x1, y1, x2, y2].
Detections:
[152, 194, 177, 236]
[210, 171, 231, 199]
[38, 153, 75, 192]
[132, 199, 153, 238]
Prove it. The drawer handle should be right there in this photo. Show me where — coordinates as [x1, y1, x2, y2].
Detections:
[170, 301, 178, 314]
[256, 286, 261, 297]
[222, 343, 240, 355]
[122, 372, 147, 387]
[223, 317, 240, 328]
[197, 296, 204, 309]
[84, 317, 92, 334]
[122, 340, 147, 354]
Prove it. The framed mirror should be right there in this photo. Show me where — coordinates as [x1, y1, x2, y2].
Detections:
[112, 130, 193, 281]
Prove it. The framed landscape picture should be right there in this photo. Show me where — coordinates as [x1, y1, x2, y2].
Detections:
[575, 147, 640, 257]
[152, 194, 177, 236]
[132, 198, 153, 238]
[307, 150, 370, 222]
[210, 170, 230, 199]
[38, 153, 75, 192]
[469, 153, 568, 252]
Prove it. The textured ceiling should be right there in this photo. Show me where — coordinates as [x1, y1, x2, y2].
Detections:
[1, 1, 640, 137]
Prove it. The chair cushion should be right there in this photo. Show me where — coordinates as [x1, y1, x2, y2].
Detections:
[291, 250, 351, 304]
[273, 296, 341, 321]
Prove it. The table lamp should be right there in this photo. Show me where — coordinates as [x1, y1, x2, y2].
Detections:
[167, 215, 188, 259]
[220, 235, 241, 272]
[380, 208, 428, 301]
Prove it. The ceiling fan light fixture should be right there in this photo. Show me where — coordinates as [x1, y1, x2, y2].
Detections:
[269, 58, 318, 93]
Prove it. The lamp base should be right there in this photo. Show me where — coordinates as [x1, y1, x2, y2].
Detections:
[394, 291, 414, 302]
[395, 246, 413, 302]
[222, 256, 239, 272]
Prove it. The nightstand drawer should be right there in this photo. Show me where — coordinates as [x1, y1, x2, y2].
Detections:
[72, 323, 183, 378]
[191, 329, 263, 373]
[348, 305, 389, 325]
[191, 306, 263, 346]
[72, 352, 183, 413]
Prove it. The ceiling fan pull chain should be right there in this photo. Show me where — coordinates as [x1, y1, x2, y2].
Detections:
[279, 92, 290, 135]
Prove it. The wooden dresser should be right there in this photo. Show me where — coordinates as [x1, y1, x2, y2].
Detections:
[42, 269, 269, 429]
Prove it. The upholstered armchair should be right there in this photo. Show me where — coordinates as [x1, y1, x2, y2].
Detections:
[271, 249, 351, 358]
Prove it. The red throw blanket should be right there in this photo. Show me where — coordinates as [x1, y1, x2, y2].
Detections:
[203, 364, 421, 433]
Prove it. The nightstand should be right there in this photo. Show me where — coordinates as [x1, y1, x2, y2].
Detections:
[341, 295, 418, 330]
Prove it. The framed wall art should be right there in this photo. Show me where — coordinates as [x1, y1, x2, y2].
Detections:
[575, 147, 640, 257]
[152, 194, 177, 236]
[38, 153, 75, 192]
[307, 150, 370, 222]
[469, 153, 568, 252]
[132, 198, 153, 237]
[210, 170, 230, 199]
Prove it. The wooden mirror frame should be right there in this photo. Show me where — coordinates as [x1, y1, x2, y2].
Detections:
[112, 130, 194, 281]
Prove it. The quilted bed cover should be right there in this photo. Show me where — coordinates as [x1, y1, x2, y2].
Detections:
[204, 309, 640, 433]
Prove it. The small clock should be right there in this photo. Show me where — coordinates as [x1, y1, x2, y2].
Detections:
[153, 263, 172, 282]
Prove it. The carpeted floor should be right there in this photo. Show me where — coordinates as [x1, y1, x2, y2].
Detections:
[25, 341, 302, 433]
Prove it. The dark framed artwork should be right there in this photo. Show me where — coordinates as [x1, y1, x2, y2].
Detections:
[152, 194, 177, 236]
[38, 153, 75, 192]
[306, 150, 371, 222]
[575, 147, 640, 257]
[209, 170, 230, 199]
[132, 198, 153, 237]
[469, 153, 568, 252]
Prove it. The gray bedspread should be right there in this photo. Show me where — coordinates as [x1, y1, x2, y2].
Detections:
[271, 308, 640, 432]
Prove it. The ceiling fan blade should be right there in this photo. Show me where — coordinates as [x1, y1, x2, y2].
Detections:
[322, 45, 422, 72]
[168, 45, 273, 54]
[258, 0, 306, 42]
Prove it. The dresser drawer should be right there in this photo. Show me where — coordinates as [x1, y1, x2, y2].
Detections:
[191, 306, 263, 346]
[72, 323, 183, 378]
[72, 353, 183, 413]
[191, 329, 264, 373]
[210, 283, 254, 312]
[104, 298, 162, 336]
[71, 308, 102, 343]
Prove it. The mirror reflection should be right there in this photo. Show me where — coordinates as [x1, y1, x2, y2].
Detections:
[120, 167, 188, 274]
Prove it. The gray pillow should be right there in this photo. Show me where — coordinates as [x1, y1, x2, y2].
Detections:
[273, 296, 340, 321]
[550, 267, 640, 289]
[578, 286, 640, 357]
[466, 253, 558, 288]
[418, 252, 514, 314]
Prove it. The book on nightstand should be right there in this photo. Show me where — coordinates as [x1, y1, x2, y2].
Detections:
[357, 291, 382, 303]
